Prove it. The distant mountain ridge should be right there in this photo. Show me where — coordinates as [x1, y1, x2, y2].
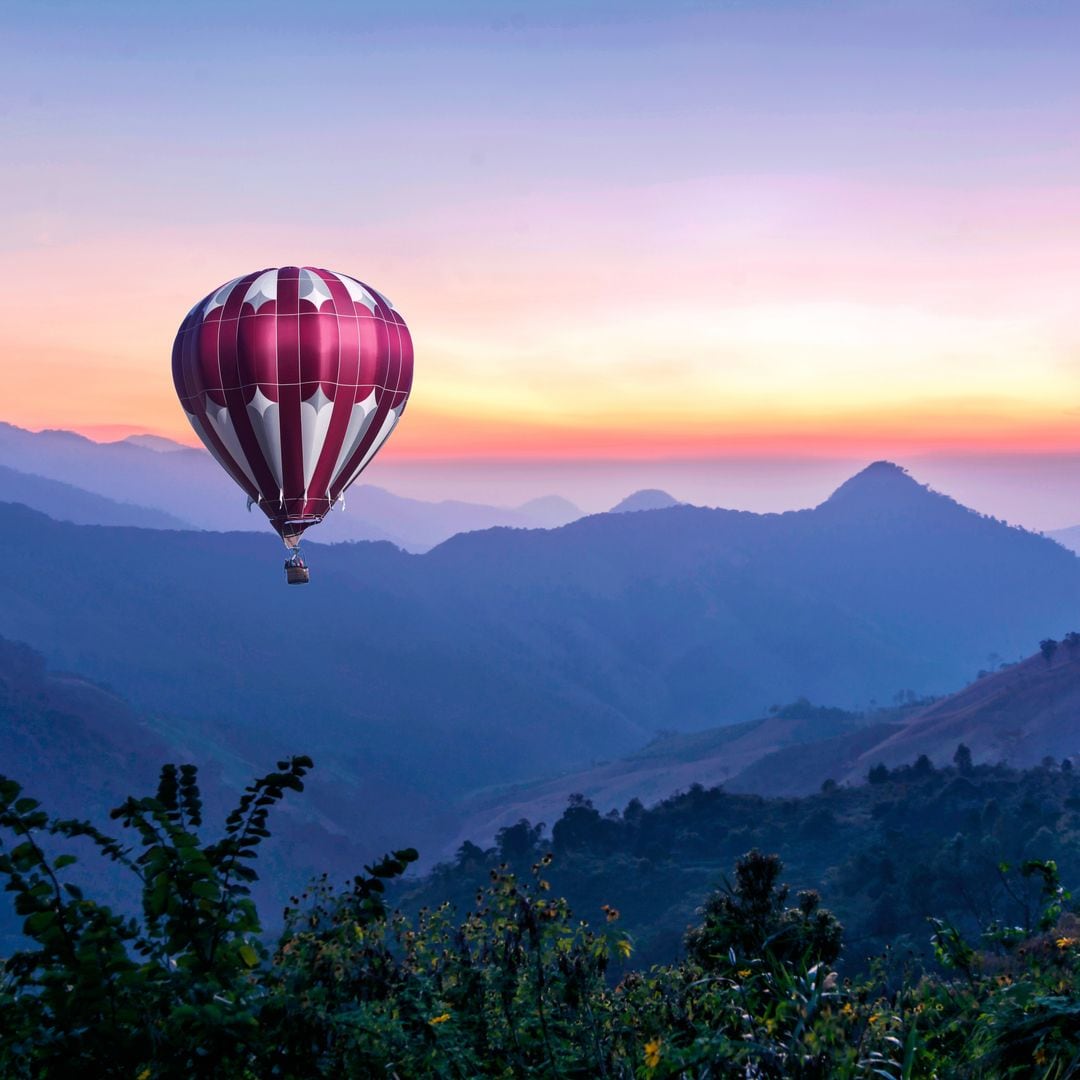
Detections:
[610, 489, 682, 513]
[1, 459, 1078, 868]
[0, 421, 582, 550]
[0, 462, 191, 530]
[461, 635, 1080, 843]
[1049, 524, 1080, 555]
[120, 434, 191, 453]
[841, 638, 1080, 778]
[445, 701, 905, 854]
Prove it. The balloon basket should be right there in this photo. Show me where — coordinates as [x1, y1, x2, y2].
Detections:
[286, 564, 310, 585]
[285, 561, 310, 585]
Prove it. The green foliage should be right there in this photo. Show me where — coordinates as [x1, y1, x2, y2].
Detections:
[413, 756, 1080, 976]
[0, 757, 313, 1078]
[685, 849, 843, 974]
[7, 759, 1080, 1076]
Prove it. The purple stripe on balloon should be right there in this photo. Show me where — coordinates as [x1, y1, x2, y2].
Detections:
[240, 308, 280, 399]
[199, 313, 227, 406]
[306, 269, 358, 507]
[274, 267, 305, 513]
[217, 272, 280, 502]
[297, 272, 338, 516]
[171, 315, 197, 408]
[394, 315, 415, 410]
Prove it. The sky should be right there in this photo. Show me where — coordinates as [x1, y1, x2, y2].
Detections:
[3, 1, 1080, 506]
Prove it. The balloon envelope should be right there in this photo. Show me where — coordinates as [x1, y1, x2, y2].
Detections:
[172, 266, 413, 543]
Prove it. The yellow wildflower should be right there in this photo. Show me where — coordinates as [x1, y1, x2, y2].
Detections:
[644, 1038, 662, 1068]
[869, 1013, 882, 1025]
[841, 1003, 855, 1018]
[429, 1012, 451, 1026]
[1034, 1047, 1049, 1065]
[738, 968, 752, 978]
[1056, 936, 1077, 950]
[617, 938, 633, 960]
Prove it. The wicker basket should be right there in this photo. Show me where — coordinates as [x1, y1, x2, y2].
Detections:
[285, 563, 310, 585]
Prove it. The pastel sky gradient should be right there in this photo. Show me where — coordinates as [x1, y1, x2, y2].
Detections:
[3, 0, 1079, 462]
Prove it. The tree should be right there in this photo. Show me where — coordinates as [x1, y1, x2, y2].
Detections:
[868, 763, 890, 785]
[953, 743, 973, 775]
[913, 753, 935, 776]
[552, 794, 618, 853]
[685, 850, 842, 971]
[1040, 638, 1059, 663]
[455, 839, 488, 869]
[495, 818, 545, 863]
[0, 757, 317, 1078]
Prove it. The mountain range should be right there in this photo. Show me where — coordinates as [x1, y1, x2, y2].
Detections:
[2, 458, 1079, 867]
[0, 422, 583, 551]
[448, 638, 1080, 848]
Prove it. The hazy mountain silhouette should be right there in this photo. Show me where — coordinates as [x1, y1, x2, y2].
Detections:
[444, 702, 904, 852]
[516, 495, 583, 528]
[0, 635, 377, 950]
[449, 630, 1080, 840]
[120, 434, 190, 453]
[0, 463, 190, 529]
[1049, 524, 1080, 555]
[315, 485, 581, 550]
[839, 638, 1080, 777]
[0, 636, 170, 815]
[1, 459, 1078, 868]
[610, 489, 682, 512]
[0, 422, 581, 550]
[649, 637, 1080, 802]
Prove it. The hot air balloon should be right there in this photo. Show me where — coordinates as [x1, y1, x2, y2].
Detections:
[172, 266, 413, 584]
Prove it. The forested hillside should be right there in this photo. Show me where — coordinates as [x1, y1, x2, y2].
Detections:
[409, 753, 1080, 973]
[0, 637, 371, 953]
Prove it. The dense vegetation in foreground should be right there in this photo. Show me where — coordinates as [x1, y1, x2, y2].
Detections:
[3, 759, 1080, 1076]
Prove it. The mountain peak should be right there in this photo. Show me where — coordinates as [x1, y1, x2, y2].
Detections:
[610, 489, 682, 514]
[823, 461, 932, 509]
[120, 434, 191, 454]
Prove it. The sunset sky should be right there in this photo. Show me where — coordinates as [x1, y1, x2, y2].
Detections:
[3, 1, 1080, 471]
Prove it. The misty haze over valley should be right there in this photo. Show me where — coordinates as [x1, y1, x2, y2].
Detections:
[6, 432, 1080, 947]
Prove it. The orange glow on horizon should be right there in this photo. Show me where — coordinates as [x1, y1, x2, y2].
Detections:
[34, 398, 1080, 462]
